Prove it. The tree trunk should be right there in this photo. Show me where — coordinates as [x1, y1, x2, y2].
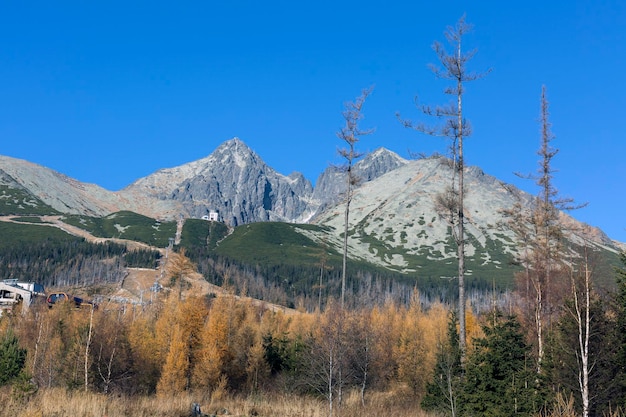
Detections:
[84, 304, 94, 392]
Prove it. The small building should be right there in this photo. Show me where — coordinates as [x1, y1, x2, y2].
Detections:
[202, 211, 219, 221]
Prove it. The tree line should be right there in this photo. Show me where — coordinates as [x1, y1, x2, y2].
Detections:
[0, 251, 624, 416]
[0, 240, 160, 288]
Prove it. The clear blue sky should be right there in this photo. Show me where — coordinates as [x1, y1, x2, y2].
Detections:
[1, 1, 625, 242]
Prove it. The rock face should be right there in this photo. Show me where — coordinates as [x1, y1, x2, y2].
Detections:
[122, 138, 315, 225]
[0, 139, 411, 226]
[0, 155, 134, 217]
[312, 148, 408, 215]
[120, 139, 407, 225]
[0, 138, 620, 260]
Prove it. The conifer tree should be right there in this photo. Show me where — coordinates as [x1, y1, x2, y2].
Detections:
[0, 328, 27, 386]
[394, 295, 428, 395]
[127, 315, 161, 394]
[397, 15, 489, 360]
[460, 313, 540, 417]
[421, 312, 462, 416]
[156, 324, 188, 396]
[336, 87, 373, 309]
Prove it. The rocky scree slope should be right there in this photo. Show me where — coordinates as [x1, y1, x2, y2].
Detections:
[308, 156, 619, 275]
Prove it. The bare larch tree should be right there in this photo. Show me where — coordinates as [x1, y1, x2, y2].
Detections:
[336, 87, 374, 309]
[397, 15, 489, 360]
[511, 86, 583, 374]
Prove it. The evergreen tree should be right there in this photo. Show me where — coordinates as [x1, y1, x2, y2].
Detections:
[616, 252, 626, 409]
[0, 328, 27, 386]
[460, 313, 542, 417]
[421, 312, 462, 416]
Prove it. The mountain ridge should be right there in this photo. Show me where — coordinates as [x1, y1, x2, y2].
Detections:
[1, 138, 623, 267]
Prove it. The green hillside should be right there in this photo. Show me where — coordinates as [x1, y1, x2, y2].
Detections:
[178, 220, 509, 308]
[0, 185, 61, 216]
[0, 209, 619, 310]
[214, 222, 337, 266]
[192, 220, 519, 287]
[62, 211, 177, 247]
[0, 221, 77, 247]
[0, 219, 160, 287]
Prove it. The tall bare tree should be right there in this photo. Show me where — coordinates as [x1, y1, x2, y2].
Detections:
[508, 86, 583, 373]
[337, 87, 374, 309]
[398, 15, 489, 360]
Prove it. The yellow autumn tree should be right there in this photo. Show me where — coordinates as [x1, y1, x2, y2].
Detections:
[229, 301, 263, 388]
[417, 302, 450, 384]
[128, 313, 161, 393]
[394, 296, 429, 395]
[166, 248, 197, 299]
[369, 301, 402, 384]
[156, 324, 188, 397]
[177, 295, 209, 389]
[193, 296, 238, 390]
[464, 306, 483, 353]
[154, 294, 181, 362]
[246, 333, 270, 392]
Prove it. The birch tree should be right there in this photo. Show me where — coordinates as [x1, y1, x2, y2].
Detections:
[397, 15, 489, 360]
[568, 242, 592, 417]
[550, 241, 610, 417]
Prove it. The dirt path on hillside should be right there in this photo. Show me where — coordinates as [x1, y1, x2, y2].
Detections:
[1, 215, 295, 314]
[0, 215, 165, 253]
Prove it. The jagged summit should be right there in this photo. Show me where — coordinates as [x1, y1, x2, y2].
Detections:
[122, 137, 314, 225]
[119, 138, 408, 225]
[1, 138, 621, 271]
[211, 137, 258, 167]
[311, 147, 408, 214]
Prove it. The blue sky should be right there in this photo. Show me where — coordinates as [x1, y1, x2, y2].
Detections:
[1, 1, 625, 242]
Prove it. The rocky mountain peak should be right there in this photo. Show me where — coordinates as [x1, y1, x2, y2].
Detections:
[210, 137, 259, 167]
[1, 139, 621, 263]
[311, 147, 409, 215]
[120, 138, 315, 225]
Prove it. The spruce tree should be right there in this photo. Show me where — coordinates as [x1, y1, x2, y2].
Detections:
[460, 313, 541, 417]
[421, 312, 462, 416]
[610, 251, 626, 408]
[0, 329, 27, 386]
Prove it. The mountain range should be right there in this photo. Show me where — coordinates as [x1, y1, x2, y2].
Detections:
[1, 137, 623, 283]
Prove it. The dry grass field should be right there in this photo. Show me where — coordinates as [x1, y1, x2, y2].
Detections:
[0, 386, 432, 417]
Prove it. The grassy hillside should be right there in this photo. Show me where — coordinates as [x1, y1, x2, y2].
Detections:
[62, 211, 177, 247]
[0, 185, 61, 216]
[179, 218, 231, 249]
[214, 222, 337, 266]
[178, 220, 511, 311]
[0, 221, 77, 247]
[193, 221, 519, 287]
[1, 210, 618, 308]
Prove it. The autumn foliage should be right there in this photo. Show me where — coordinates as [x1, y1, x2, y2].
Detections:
[2, 257, 626, 417]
